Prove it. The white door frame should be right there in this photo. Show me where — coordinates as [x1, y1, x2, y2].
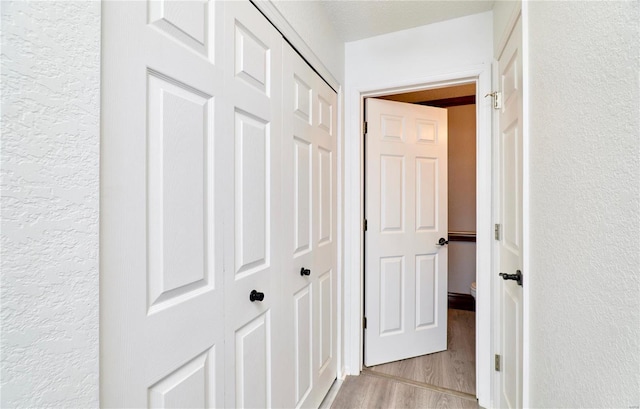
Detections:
[343, 64, 493, 407]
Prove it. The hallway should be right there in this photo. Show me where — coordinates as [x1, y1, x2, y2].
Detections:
[331, 309, 477, 408]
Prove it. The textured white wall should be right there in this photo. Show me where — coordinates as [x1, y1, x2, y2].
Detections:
[1, 1, 101, 407]
[527, 1, 640, 406]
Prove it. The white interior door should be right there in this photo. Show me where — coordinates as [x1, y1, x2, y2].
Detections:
[496, 16, 524, 409]
[101, 1, 224, 407]
[221, 2, 285, 408]
[282, 43, 338, 408]
[364, 98, 448, 367]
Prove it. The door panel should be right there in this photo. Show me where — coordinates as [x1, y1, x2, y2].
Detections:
[236, 313, 271, 408]
[294, 285, 313, 403]
[148, 348, 216, 409]
[282, 43, 338, 409]
[497, 16, 523, 409]
[222, 2, 283, 408]
[101, 1, 224, 407]
[365, 98, 448, 367]
[415, 254, 436, 328]
[380, 155, 405, 232]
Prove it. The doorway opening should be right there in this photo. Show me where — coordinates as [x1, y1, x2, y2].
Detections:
[362, 83, 479, 399]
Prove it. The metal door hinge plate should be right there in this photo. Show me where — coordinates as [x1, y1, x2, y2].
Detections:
[485, 91, 502, 109]
[494, 224, 501, 240]
[363, 317, 367, 329]
[364, 219, 368, 232]
[495, 354, 501, 371]
[363, 121, 368, 134]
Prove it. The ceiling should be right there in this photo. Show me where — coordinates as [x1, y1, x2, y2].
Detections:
[318, 0, 495, 42]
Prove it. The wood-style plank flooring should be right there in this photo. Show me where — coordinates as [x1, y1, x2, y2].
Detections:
[331, 309, 477, 408]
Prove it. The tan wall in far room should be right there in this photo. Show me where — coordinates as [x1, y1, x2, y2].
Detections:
[447, 104, 476, 294]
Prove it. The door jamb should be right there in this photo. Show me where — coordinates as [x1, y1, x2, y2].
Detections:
[344, 65, 493, 407]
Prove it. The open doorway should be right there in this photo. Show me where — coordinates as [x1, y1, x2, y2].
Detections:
[362, 83, 478, 400]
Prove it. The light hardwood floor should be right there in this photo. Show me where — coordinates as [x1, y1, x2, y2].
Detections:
[331, 309, 477, 408]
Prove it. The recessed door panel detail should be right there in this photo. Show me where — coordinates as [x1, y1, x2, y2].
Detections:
[380, 155, 405, 233]
[502, 291, 519, 408]
[416, 119, 437, 143]
[148, 0, 212, 58]
[147, 71, 214, 313]
[318, 270, 332, 371]
[318, 147, 332, 246]
[294, 138, 312, 255]
[502, 52, 518, 107]
[236, 312, 271, 409]
[502, 122, 521, 253]
[294, 286, 312, 405]
[416, 157, 437, 232]
[235, 110, 270, 277]
[234, 22, 270, 94]
[415, 255, 437, 329]
[294, 76, 312, 123]
[318, 96, 332, 134]
[379, 257, 404, 336]
[381, 115, 404, 142]
[148, 346, 215, 409]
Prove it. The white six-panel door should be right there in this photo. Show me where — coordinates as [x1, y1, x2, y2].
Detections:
[497, 16, 524, 409]
[364, 98, 448, 367]
[101, 1, 225, 407]
[102, 1, 338, 407]
[222, 2, 285, 408]
[282, 44, 338, 408]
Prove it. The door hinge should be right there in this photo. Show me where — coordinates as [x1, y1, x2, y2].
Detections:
[363, 317, 367, 329]
[495, 354, 501, 371]
[494, 223, 501, 240]
[363, 121, 368, 134]
[364, 219, 368, 232]
[485, 91, 502, 109]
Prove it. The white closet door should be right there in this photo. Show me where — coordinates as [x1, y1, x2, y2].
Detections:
[282, 44, 338, 408]
[221, 2, 284, 408]
[101, 1, 224, 407]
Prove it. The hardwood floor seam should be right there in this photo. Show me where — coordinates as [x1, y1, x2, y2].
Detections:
[361, 368, 477, 402]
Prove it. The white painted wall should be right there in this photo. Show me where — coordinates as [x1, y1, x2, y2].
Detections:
[0, 1, 101, 407]
[344, 11, 493, 405]
[526, 1, 640, 406]
[271, 0, 345, 84]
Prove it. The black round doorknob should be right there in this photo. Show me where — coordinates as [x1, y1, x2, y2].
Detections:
[249, 290, 265, 302]
[437, 237, 449, 246]
[300, 267, 311, 276]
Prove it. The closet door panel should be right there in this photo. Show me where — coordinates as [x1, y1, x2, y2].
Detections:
[282, 43, 338, 409]
[222, 2, 284, 408]
[101, 1, 224, 407]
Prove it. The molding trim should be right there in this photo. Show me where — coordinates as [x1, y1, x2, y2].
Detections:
[418, 95, 476, 108]
[249, 0, 340, 91]
[448, 292, 476, 312]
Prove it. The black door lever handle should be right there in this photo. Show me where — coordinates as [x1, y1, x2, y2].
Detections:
[499, 270, 523, 286]
[436, 237, 449, 246]
[300, 267, 311, 276]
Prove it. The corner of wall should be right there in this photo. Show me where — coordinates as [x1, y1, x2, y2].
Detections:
[1, 2, 101, 407]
